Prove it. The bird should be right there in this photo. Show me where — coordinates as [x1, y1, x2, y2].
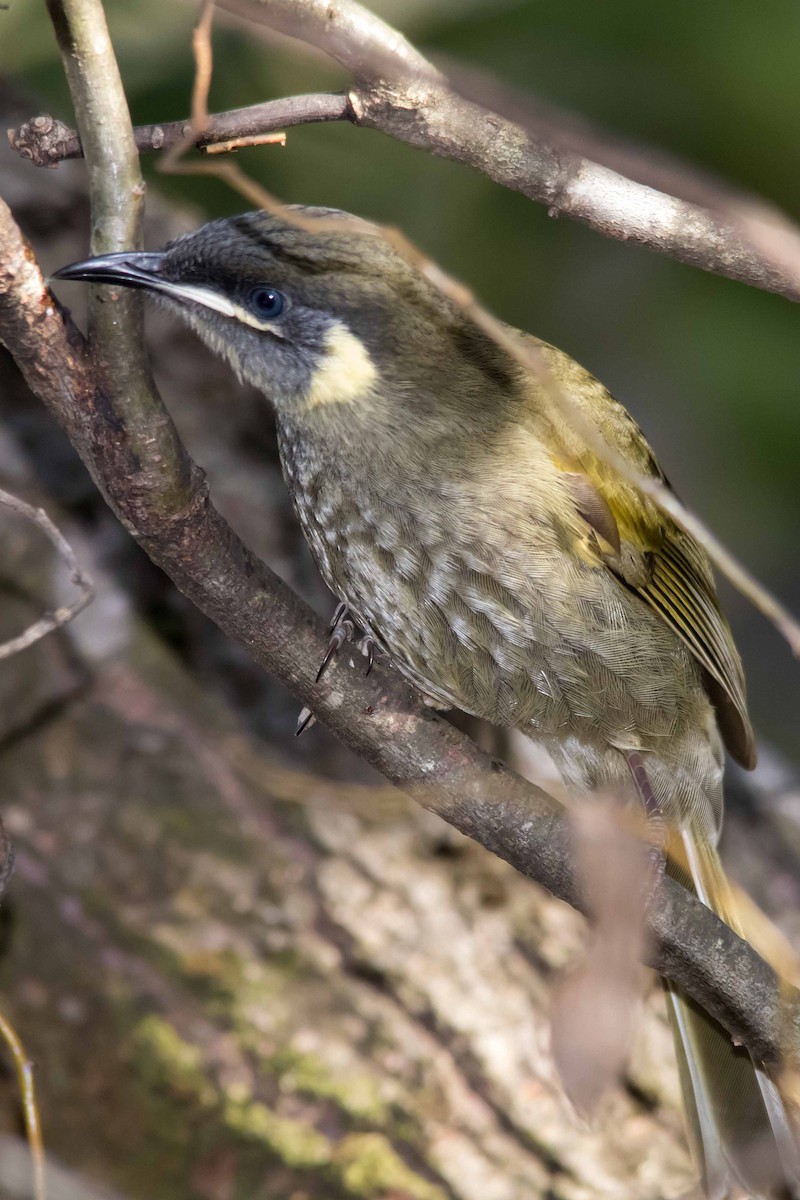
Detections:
[54, 206, 798, 1197]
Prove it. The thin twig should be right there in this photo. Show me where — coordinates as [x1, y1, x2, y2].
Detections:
[191, 0, 214, 135]
[155, 2, 289, 210]
[204, 131, 286, 153]
[13, 0, 800, 301]
[8, 95, 347, 164]
[0, 489, 94, 662]
[0, 1010, 46, 1200]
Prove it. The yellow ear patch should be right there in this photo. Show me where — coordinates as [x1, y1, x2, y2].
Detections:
[305, 322, 378, 409]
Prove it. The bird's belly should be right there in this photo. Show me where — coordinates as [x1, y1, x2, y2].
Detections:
[286, 462, 706, 753]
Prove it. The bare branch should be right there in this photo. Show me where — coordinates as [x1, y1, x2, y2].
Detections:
[8, 94, 348, 165]
[10, 52, 797, 296]
[219, 0, 435, 80]
[46, 0, 151, 454]
[0, 488, 94, 661]
[14, 0, 800, 302]
[221, 0, 800, 304]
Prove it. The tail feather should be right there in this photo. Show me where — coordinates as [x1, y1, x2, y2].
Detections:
[665, 829, 799, 1198]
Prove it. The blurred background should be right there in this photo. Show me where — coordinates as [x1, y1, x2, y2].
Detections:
[1, 3, 799, 1198]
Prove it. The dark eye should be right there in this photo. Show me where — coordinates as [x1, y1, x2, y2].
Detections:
[247, 286, 285, 321]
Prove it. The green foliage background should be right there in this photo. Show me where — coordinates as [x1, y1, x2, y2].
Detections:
[2, 0, 799, 756]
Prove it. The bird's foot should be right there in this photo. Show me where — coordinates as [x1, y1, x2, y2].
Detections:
[316, 607, 356, 682]
[295, 605, 377, 738]
[317, 605, 378, 682]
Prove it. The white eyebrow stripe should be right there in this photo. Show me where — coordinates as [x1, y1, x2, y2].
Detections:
[153, 281, 286, 337]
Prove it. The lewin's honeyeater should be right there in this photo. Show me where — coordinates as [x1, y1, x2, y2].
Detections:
[55, 207, 798, 1197]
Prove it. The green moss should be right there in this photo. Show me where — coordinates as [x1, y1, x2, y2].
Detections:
[126, 1010, 440, 1199]
[130, 1017, 333, 1177]
[223, 1098, 331, 1168]
[332, 1133, 446, 1200]
[277, 1049, 390, 1126]
[130, 1014, 215, 1108]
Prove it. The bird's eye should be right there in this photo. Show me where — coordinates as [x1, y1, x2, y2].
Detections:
[247, 286, 285, 321]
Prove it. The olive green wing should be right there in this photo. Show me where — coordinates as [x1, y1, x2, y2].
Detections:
[636, 531, 755, 769]
[532, 338, 756, 770]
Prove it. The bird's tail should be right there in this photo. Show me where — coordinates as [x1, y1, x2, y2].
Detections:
[665, 828, 799, 1198]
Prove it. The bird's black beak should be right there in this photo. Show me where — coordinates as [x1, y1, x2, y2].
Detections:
[53, 250, 242, 321]
[52, 251, 167, 291]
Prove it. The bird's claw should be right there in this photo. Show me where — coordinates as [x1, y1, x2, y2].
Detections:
[361, 635, 376, 676]
[295, 706, 316, 737]
[329, 600, 349, 633]
[316, 616, 355, 683]
[297, 606, 377, 736]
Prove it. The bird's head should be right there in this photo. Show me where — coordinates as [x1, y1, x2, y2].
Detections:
[53, 206, 500, 421]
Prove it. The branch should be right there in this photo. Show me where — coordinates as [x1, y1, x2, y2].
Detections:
[14, 32, 800, 307]
[220, 0, 800, 303]
[0, 194, 798, 1075]
[0, 488, 94, 661]
[45, 0, 151, 452]
[8, 96, 347, 164]
[221, 0, 436, 79]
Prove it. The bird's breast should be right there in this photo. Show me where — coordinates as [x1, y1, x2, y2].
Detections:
[276, 419, 708, 754]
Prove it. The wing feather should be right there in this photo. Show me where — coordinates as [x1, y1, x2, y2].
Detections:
[532, 337, 755, 769]
[637, 536, 755, 768]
